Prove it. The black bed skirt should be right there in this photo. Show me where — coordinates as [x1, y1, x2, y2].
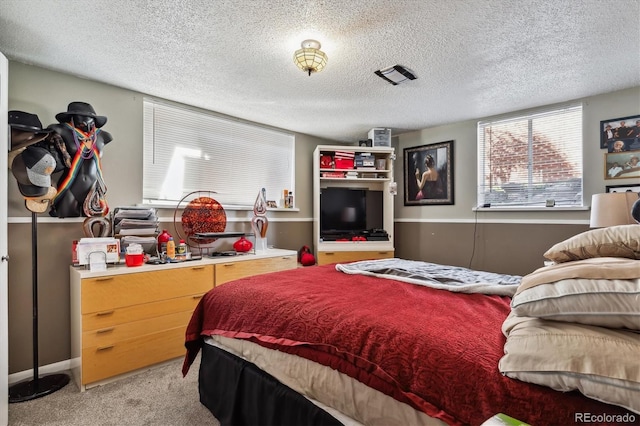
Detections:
[199, 343, 344, 426]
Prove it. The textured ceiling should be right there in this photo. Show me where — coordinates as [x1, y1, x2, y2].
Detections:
[1, 0, 639, 143]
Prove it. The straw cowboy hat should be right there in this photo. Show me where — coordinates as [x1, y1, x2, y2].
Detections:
[55, 101, 107, 128]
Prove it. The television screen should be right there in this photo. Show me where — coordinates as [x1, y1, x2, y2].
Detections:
[320, 187, 383, 235]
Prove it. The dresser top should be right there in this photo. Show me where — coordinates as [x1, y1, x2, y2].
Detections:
[70, 248, 297, 278]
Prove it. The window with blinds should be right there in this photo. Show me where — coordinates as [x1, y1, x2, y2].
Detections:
[477, 104, 583, 208]
[143, 99, 295, 207]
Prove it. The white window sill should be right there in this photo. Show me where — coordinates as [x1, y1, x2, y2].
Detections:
[140, 201, 299, 212]
[473, 206, 589, 212]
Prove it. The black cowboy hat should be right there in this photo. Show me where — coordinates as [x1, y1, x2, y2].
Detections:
[55, 101, 107, 128]
[8, 110, 52, 151]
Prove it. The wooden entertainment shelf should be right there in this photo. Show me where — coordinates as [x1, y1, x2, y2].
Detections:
[313, 145, 395, 265]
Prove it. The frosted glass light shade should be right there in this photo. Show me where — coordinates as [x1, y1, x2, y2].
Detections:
[294, 39, 328, 76]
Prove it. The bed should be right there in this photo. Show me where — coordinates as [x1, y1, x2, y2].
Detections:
[183, 227, 640, 425]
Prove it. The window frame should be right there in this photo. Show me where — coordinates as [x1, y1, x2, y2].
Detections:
[476, 104, 584, 210]
[142, 98, 295, 209]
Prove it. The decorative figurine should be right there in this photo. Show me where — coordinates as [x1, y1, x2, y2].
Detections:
[251, 188, 269, 251]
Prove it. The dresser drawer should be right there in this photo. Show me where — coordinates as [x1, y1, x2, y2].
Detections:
[82, 293, 203, 331]
[82, 310, 194, 348]
[215, 255, 297, 285]
[82, 326, 186, 385]
[81, 265, 213, 314]
[317, 250, 393, 265]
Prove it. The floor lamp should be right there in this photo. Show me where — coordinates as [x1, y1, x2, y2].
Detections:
[8, 211, 70, 403]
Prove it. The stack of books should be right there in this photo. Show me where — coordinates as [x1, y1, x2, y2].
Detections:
[112, 207, 159, 255]
[322, 171, 345, 178]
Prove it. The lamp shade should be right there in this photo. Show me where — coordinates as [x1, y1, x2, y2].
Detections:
[589, 192, 638, 228]
[293, 39, 327, 76]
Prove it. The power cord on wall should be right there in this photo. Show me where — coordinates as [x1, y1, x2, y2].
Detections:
[468, 207, 479, 269]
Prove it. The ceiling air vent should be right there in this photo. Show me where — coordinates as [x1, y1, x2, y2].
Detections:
[374, 65, 417, 85]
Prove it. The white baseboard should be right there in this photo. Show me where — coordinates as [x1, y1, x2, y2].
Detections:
[8, 359, 71, 385]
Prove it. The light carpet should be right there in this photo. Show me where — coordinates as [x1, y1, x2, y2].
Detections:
[8, 355, 219, 426]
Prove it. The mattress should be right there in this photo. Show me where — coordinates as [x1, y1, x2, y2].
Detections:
[205, 335, 446, 426]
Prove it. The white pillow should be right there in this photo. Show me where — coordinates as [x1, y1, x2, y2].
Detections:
[511, 277, 640, 330]
[500, 313, 640, 414]
[544, 225, 640, 263]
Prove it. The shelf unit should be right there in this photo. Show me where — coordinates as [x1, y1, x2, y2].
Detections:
[313, 145, 395, 265]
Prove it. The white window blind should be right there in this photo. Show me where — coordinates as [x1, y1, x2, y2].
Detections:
[477, 104, 583, 208]
[143, 99, 294, 206]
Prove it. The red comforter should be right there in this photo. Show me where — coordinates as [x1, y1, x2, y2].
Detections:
[183, 264, 633, 425]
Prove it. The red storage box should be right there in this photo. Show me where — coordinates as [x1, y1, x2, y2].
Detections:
[335, 158, 354, 169]
[334, 150, 355, 169]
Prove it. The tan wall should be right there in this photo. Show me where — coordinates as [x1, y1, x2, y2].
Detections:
[393, 86, 640, 277]
[394, 86, 640, 224]
[5, 61, 640, 374]
[6, 62, 325, 373]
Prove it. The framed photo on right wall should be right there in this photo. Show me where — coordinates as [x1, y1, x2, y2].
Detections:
[606, 183, 640, 193]
[600, 114, 640, 151]
[604, 151, 640, 179]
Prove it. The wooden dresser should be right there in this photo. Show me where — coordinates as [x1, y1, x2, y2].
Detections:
[70, 249, 297, 390]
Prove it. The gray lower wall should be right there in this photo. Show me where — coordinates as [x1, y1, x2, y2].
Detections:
[394, 222, 589, 276]
[6, 61, 323, 373]
[5, 61, 640, 374]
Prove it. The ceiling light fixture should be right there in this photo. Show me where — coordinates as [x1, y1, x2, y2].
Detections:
[294, 39, 328, 76]
[375, 65, 417, 85]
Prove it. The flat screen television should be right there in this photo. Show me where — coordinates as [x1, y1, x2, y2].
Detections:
[320, 187, 383, 235]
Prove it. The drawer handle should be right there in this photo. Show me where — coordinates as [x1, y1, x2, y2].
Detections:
[95, 277, 114, 282]
[192, 295, 203, 299]
[97, 345, 114, 351]
[325, 253, 335, 256]
[96, 310, 115, 317]
[96, 327, 115, 334]
[191, 266, 205, 270]
[223, 264, 234, 267]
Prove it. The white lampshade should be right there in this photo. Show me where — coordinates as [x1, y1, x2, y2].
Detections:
[590, 192, 638, 228]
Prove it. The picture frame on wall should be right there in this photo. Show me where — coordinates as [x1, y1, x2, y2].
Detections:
[606, 184, 640, 193]
[604, 151, 640, 179]
[600, 114, 640, 151]
[403, 140, 454, 206]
